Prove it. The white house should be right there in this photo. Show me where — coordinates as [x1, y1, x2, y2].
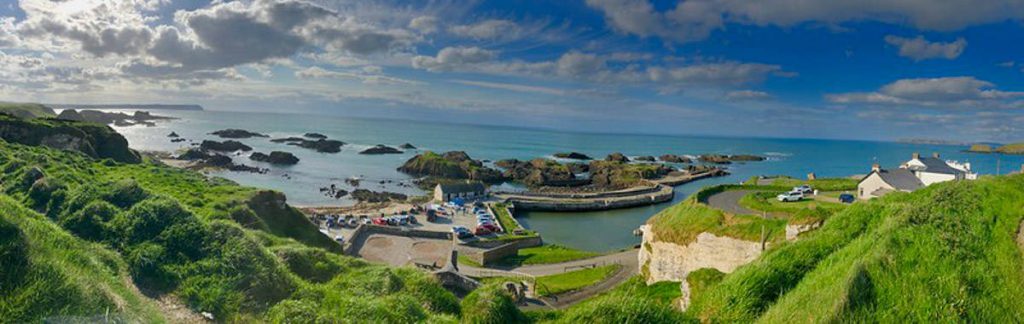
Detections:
[858, 153, 977, 199]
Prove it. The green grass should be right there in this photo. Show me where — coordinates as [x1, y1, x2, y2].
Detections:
[648, 201, 786, 246]
[0, 195, 164, 322]
[535, 265, 620, 296]
[766, 176, 859, 191]
[0, 102, 55, 118]
[0, 135, 454, 321]
[492, 202, 523, 233]
[457, 255, 483, 268]
[738, 191, 847, 225]
[532, 276, 693, 323]
[995, 142, 1024, 154]
[493, 244, 600, 267]
[684, 175, 1024, 322]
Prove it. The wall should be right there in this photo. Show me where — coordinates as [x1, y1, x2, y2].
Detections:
[507, 185, 674, 212]
[344, 224, 453, 255]
[917, 171, 955, 186]
[857, 172, 893, 199]
[638, 225, 763, 285]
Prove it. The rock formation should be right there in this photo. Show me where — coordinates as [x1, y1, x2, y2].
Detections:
[553, 152, 592, 160]
[359, 145, 403, 155]
[250, 151, 300, 165]
[210, 129, 268, 138]
[200, 140, 252, 152]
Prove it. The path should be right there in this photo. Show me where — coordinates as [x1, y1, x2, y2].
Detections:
[704, 189, 758, 215]
[460, 249, 640, 309]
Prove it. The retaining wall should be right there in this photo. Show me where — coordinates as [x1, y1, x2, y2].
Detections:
[344, 224, 453, 255]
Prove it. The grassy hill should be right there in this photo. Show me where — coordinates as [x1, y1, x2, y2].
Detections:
[0, 102, 56, 119]
[676, 175, 1024, 322]
[995, 142, 1024, 154]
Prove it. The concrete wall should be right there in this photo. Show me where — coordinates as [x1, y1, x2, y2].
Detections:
[344, 224, 453, 255]
[508, 185, 674, 212]
[916, 171, 955, 186]
[459, 236, 544, 266]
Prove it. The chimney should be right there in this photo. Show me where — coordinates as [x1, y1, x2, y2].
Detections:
[932, 152, 940, 159]
[912, 152, 920, 160]
[872, 163, 881, 172]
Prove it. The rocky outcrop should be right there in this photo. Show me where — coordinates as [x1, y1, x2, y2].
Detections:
[350, 189, 407, 203]
[494, 158, 580, 187]
[398, 151, 507, 183]
[56, 109, 174, 126]
[605, 152, 630, 163]
[399, 143, 417, 149]
[271, 137, 345, 153]
[785, 222, 820, 241]
[210, 129, 268, 138]
[635, 155, 656, 162]
[250, 151, 300, 165]
[659, 154, 691, 163]
[698, 154, 766, 164]
[359, 145, 403, 155]
[0, 114, 141, 163]
[638, 225, 763, 284]
[167, 132, 179, 138]
[554, 152, 592, 160]
[303, 132, 327, 139]
[200, 140, 252, 152]
[589, 161, 673, 188]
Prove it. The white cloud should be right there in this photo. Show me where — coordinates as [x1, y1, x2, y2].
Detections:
[409, 16, 439, 34]
[884, 35, 966, 61]
[411, 46, 497, 71]
[449, 19, 519, 40]
[827, 76, 1024, 108]
[452, 79, 570, 96]
[294, 66, 420, 85]
[587, 0, 1024, 43]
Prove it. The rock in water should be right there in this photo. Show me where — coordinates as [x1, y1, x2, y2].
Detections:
[167, 131, 179, 138]
[304, 132, 327, 139]
[360, 145, 403, 155]
[635, 155, 656, 162]
[250, 151, 300, 165]
[200, 140, 253, 152]
[399, 143, 417, 149]
[658, 154, 691, 163]
[398, 151, 507, 182]
[210, 129, 268, 138]
[605, 152, 630, 163]
[553, 152, 593, 160]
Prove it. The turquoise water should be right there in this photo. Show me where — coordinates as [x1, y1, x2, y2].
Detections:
[113, 110, 1024, 252]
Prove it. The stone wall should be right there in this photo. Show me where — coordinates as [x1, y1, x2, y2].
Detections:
[507, 185, 674, 212]
[638, 225, 764, 285]
[343, 224, 453, 255]
[459, 236, 544, 266]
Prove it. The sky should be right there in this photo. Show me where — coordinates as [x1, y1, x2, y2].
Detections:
[1, 0, 1023, 142]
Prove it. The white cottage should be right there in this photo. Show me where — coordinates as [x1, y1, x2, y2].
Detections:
[858, 153, 977, 199]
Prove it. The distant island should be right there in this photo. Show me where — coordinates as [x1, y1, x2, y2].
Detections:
[47, 103, 204, 111]
[965, 142, 1024, 155]
[896, 138, 971, 146]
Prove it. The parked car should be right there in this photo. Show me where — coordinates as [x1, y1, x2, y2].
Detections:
[334, 235, 344, 243]
[360, 215, 371, 224]
[452, 226, 473, 239]
[477, 223, 500, 233]
[474, 225, 492, 235]
[372, 217, 387, 226]
[839, 193, 855, 204]
[793, 185, 813, 194]
[777, 191, 804, 202]
[386, 217, 399, 226]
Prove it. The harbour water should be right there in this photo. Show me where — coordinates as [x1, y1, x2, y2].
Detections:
[112, 109, 1024, 252]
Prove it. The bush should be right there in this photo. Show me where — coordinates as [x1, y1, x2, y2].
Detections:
[59, 200, 118, 241]
[274, 246, 357, 283]
[179, 275, 244, 319]
[461, 284, 527, 324]
[26, 177, 63, 211]
[125, 242, 175, 291]
[104, 179, 149, 209]
[265, 299, 321, 324]
[116, 197, 193, 244]
[156, 219, 207, 262]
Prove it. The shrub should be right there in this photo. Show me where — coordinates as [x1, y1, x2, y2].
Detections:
[179, 275, 244, 319]
[104, 179, 149, 209]
[59, 200, 118, 241]
[125, 242, 175, 291]
[26, 177, 63, 211]
[265, 299, 321, 324]
[156, 219, 207, 262]
[117, 197, 193, 244]
[460, 283, 527, 324]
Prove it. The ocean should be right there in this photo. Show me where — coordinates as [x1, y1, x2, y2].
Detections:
[110, 109, 1024, 252]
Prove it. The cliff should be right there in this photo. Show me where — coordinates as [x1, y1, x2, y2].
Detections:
[0, 114, 140, 163]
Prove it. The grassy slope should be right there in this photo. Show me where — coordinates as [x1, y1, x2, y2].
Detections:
[494, 244, 599, 267]
[0, 102, 56, 118]
[648, 201, 787, 246]
[996, 142, 1024, 154]
[687, 175, 1024, 322]
[532, 276, 692, 323]
[535, 265, 620, 296]
[0, 139, 456, 321]
[0, 195, 163, 323]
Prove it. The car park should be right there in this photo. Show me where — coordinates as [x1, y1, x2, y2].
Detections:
[777, 191, 804, 202]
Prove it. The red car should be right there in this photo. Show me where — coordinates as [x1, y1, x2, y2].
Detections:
[474, 225, 492, 235]
[475, 223, 500, 235]
[372, 217, 388, 226]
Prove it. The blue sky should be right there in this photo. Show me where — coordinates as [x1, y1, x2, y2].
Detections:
[1, 0, 1023, 142]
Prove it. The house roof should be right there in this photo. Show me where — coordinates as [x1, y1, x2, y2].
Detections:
[906, 157, 963, 175]
[875, 168, 924, 191]
[437, 182, 486, 194]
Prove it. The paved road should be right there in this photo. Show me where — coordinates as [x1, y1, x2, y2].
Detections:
[704, 189, 759, 215]
[460, 249, 640, 309]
